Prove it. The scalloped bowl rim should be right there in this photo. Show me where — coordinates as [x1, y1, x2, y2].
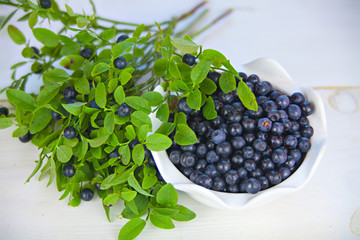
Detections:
[149, 58, 327, 210]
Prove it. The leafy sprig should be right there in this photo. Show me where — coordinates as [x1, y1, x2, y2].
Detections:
[0, 0, 257, 239]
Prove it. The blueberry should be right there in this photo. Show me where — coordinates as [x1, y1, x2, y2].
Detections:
[228, 123, 243, 136]
[244, 178, 261, 194]
[207, 71, 221, 84]
[177, 97, 192, 115]
[231, 153, 244, 165]
[256, 131, 268, 140]
[117, 103, 131, 117]
[267, 109, 281, 122]
[257, 96, 268, 105]
[231, 101, 245, 112]
[278, 110, 288, 119]
[181, 167, 193, 177]
[276, 95, 290, 109]
[287, 104, 302, 120]
[290, 92, 305, 104]
[180, 152, 197, 168]
[284, 156, 296, 168]
[116, 34, 129, 43]
[210, 116, 224, 128]
[255, 81, 272, 96]
[182, 53, 196, 66]
[301, 125, 314, 138]
[253, 138, 267, 152]
[194, 159, 207, 170]
[246, 106, 264, 118]
[237, 167, 248, 179]
[114, 56, 127, 69]
[63, 86, 77, 100]
[280, 118, 291, 131]
[0, 107, 9, 117]
[190, 170, 202, 182]
[242, 146, 254, 159]
[246, 82, 254, 92]
[247, 74, 260, 84]
[196, 174, 212, 188]
[262, 100, 277, 112]
[269, 91, 283, 101]
[300, 101, 314, 116]
[244, 133, 256, 144]
[289, 121, 300, 132]
[211, 129, 227, 144]
[270, 135, 283, 148]
[257, 118, 272, 132]
[260, 158, 275, 171]
[88, 100, 100, 109]
[227, 184, 240, 193]
[250, 168, 263, 178]
[220, 104, 234, 117]
[64, 126, 77, 139]
[279, 167, 291, 180]
[218, 123, 229, 134]
[181, 144, 196, 152]
[40, 0, 51, 9]
[230, 136, 246, 150]
[218, 91, 235, 104]
[206, 140, 215, 150]
[299, 116, 310, 126]
[62, 164, 76, 178]
[80, 188, 94, 201]
[271, 122, 284, 135]
[257, 176, 269, 190]
[168, 150, 181, 165]
[108, 148, 120, 159]
[195, 122, 208, 136]
[216, 160, 231, 174]
[253, 152, 262, 162]
[284, 135, 298, 149]
[298, 137, 311, 152]
[51, 111, 62, 120]
[242, 116, 256, 132]
[205, 164, 221, 178]
[271, 148, 287, 164]
[216, 141, 232, 157]
[206, 150, 220, 163]
[211, 177, 226, 191]
[129, 139, 140, 149]
[214, 100, 224, 112]
[226, 110, 242, 123]
[224, 170, 240, 185]
[266, 170, 282, 185]
[244, 160, 256, 172]
[31, 47, 40, 58]
[94, 183, 102, 190]
[80, 48, 93, 59]
[290, 149, 302, 162]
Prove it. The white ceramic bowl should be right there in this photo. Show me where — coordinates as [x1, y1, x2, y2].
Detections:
[149, 58, 327, 210]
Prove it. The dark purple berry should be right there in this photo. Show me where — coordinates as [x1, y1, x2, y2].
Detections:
[114, 56, 127, 69]
[180, 152, 197, 168]
[169, 150, 181, 165]
[216, 141, 232, 157]
[211, 129, 227, 144]
[116, 35, 129, 43]
[62, 164, 75, 178]
[224, 170, 240, 185]
[300, 101, 314, 116]
[0, 107, 9, 117]
[80, 188, 94, 201]
[244, 178, 261, 194]
[177, 97, 192, 114]
[64, 126, 77, 139]
[51, 111, 62, 120]
[266, 170, 282, 185]
[63, 86, 77, 100]
[206, 150, 220, 163]
[182, 53, 196, 66]
[80, 48, 93, 59]
[40, 0, 51, 9]
[196, 174, 212, 188]
[298, 137, 311, 152]
[117, 103, 131, 117]
[290, 92, 305, 104]
[211, 177, 226, 191]
[257, 118, 272, 132]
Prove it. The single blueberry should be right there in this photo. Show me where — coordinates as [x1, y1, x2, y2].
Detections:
[255, 81, 272, 96]
[287, 104, 302, 120]
[211, 177, 226, 191]
[0, 107, 9, 117]
[231, 101, 245, 112]
[253, 138, 267, 152]
[114, 56, 127, 69]
[80, 48, 93, 59]
[270, 135, 283, 148]
[216, 141, 232, 157]
[207, 71, 221, 84]
[195, 122, 208, 136]
[285, 156, 296, 168]
[231, 153, 244, 166]
[257, 176, 269, 190]
[228, 123, 243, 136]
[299, 116, 310, 126]
[62, 164, 76, 178]
[284, 135, 298, 149]
[244, 133, 256, 144]
[244, 178, 261, 194]
[247, 74, 260, 84]
[276, 95, 290, 109]
[63, 86, 77, 100]
[64, 126, 77, 139]
[227, 184, 240, 193]
[271, 148, 287, 164]
[182, 53, 196, 66]
[271, 122, 284, 135]
[116, 34, 129, 43]
[206, 150, 220, 163]
[269, 90, 283, 101]
[301, 125, 314, 138]
[242, 116, 256, 132]
[280, 118, 291, 131]
[204, 164, 221, 178]
[230, 136, 246, 150]
[289, 121, 300, 132]
[226, 110, 242, 123]
[267, 109, 281, 122]
[290, 92, 305, 104]
[290, 149, 302, 162]
[300, 101, 314, 116]
[51, 111, 62, 120]
[177, 97, 193, 115]
[108, 148, 120, 159]
[180, 152, 197, 168]
[262, 100, 277, 112]
[216, 159, 231, 174]
[257, 118, 273, 132]
[218, 91, 235, 104]
[190, 170, 202, 182]
[244, 160, 257, 172]
[210, 116, 224, 128]
[298, 137, 311, 152]
[169, 150, 182, 165]
[40, 0, 51, 9]
[250, 168, 263, 178]
[196, 174, 212, 188]
[211, 129, 227, 144]
[257, 96, 268, 105]
[237, 167, 248, 179]
[80, 188, 94, 201]
[266, 170, 282, 185]
[224, 170, 240, 185]
[242, 146, 254, 159]
[279, 167, 291, 180]
[260, 158, 275, 171]
[220, 104, 234, 117]
[117, 103, 132, 117]
[89, 100, 100, 109]
[194, 159, 207, 171]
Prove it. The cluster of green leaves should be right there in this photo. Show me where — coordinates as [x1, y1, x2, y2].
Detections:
[0, 0, 257, 239]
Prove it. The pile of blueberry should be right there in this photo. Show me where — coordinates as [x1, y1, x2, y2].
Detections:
[167, 72, 314, 194]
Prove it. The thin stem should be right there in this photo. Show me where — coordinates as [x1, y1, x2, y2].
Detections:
[0, 1, 17, 7]
[175, 8, 209, 37]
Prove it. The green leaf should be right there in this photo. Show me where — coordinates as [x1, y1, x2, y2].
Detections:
[101, 28, 116, 41]
[146, 133, 172, 151]
[29, 108, 52, 134]
[186, 89, 202, 110]
[76, 17, 88, 28]
[118, 218, 146, 240]
[112, 41, 134, 59]
[114, 86, 125, 105]
[174, 124, 197, 145]
[75, 31, 95, 43]
[153, 58, 168, 77]
[21, 46, 35, 58]
[104, 112, 115, 134]
[60, 55, 84, 70]
[133, 24, 145, 38]
[0, 118, 12, 129]
[154, 208, 179, 216]
[125, 125, 136, 140]
[170, 205, 196, 222]
[91, 62, 110, 77]
[119, 70, 132, 85]
[125, 96, 151, 114]
[0, 9, 18, 31]
[237, 81, 258, 111]
[12, 125, 28, 137]
[142, 175, 157, 189]
[56, 145, 73, 163]
[36, 84, 60, 106]
[168, 60, 181, 79]
[156, 104, 169, 122]
[132, 144, 145, 165]
[130, 111, 152, 130]
[7, 25, 26, 45]
[95, 82, 107, 108]
[219, 72, 236, 93]
[120, 189, 137, 202]
[200, 78, 217, 95]
[175, 112, 187, 125]
[65, 4, 75, 16]
[150, 212, 175, 229]
[120, 145, 131, 165]
[141, 91, 163, 107]
[88, 133, 109, 148]
[103, 193, 119, 207]
[191, 59, 211, 84]
[171, 38, 199, 53]
[202, 49, 226, 68]
[74, 77, 90, 94]
[155, 122, 175, 136]
[137, 125, 149, 143]
[33, 28, 59, 47]
[156, 183, 178, 207]
[161, 35, 173, 59]
[28, 11, 37, 29]
[62, 102, 85, 116]
[10, 61, 27, 70]
[223, 60, 239, 76]
[202, 96, 217, 120]
[6, 89, 35, 111]
[128, 173, 153, 197]
[43, 68, 69, 83]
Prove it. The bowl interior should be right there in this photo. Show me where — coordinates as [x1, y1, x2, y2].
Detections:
[150, 58, 327, 210]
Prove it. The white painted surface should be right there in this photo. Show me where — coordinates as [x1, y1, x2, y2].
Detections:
[0, 0, 359, 239]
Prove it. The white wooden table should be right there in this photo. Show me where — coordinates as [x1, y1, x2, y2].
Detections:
[1, 0, 359, 239]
